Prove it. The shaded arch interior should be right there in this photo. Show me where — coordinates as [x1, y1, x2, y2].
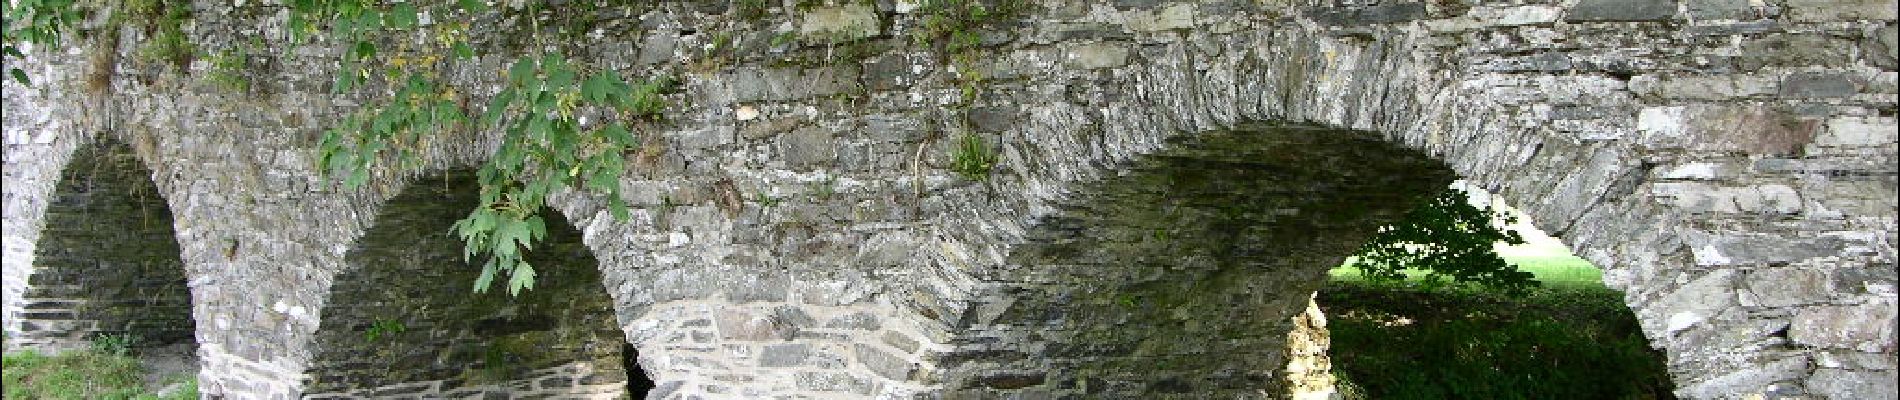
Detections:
[18, 138, 193, 351]
[304, 170, 650, 398]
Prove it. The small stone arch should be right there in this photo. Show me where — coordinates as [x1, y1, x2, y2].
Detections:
[9, 137, 195, 354]
[303, 170, 651, 398]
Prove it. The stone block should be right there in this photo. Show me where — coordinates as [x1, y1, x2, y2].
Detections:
[1125, 4, 1196, 31]
[1779, 72, 1860, 99]
[1064, 43, 1131, 70]
[881, 330, 921, 354]
[824, 311, 882, 330]
[1637, 105, 1818, 155]
[1305, 3, 1427, 26]
[1566, 0, 1677, 22]
[1685, 0, 1756, 20]
[1679, 355, 1812, 399]
[1686, 233, 1843, 266]
[1740, 34, 1857, 70]
[1643, 269, 1738, 334]
[1868, 24, 1898, 70]
[759, 343, 812, 367]
[1468, 6, 1563, 27]
[799, 5, 880, 41]
[1742, 268, 1830, 307]
[1629, 74, 1777, 100]
[715, 309, 799, 341]
[1807, 368, 1900, 400]
[780, 126, 837, 171]
[1782, 0, 1898, 21]
[1790, 301, 1897, 352]
[855, 343, 916, 380]
[1814, 117, 1899, 147]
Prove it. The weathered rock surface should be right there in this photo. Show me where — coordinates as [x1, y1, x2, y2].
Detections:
[2, 1, 1893, 399]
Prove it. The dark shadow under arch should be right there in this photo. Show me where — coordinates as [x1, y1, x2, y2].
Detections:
[305, 170, 652, 398]
[19, 138, 194, 352]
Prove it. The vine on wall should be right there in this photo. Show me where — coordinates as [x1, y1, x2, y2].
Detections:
[6, 0, 666, 296]
[294, 0, 664, 295]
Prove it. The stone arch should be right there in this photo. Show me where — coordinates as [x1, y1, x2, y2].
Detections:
[304, 170, 648, 398]
[928, 125, 1458, 397]
[8, 137, 195, 353]
[914, 17, 1894, 398]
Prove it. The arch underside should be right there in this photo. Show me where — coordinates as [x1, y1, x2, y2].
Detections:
[12, 138, 194, 352]
[925, 124, 1456, 397]
[305, 171, 638, 399]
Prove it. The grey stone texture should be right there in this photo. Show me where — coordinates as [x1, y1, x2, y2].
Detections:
[2, 0, 1894, 399]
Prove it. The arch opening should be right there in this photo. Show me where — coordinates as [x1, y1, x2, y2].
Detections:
[961, 121, 1691, 398]
[305, 171, 648, 398]
[11, 138, 197, 388]
[1312, 182, 1675, 399]
[971, 123, 1458, 397]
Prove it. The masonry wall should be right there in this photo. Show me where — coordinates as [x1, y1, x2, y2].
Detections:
[0, 0, 1893, 398]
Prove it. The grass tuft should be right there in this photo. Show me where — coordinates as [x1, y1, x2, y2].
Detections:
[1320, 279, 1674, 400]
[3, 347, 196, 400]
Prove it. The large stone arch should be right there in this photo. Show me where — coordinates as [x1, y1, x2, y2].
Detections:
[898, 9, 1898, 397]
[1, 0, 1891, 398]
[304, 170, 642, 398]
[4, 136, 194, 352]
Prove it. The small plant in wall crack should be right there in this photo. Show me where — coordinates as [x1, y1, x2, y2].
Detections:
[950, 132, 999, 181]
[364, 319, 406, 342]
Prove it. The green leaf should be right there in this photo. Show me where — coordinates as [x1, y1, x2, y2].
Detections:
[581, 72, 616, 104]
[507, 262, 536, 296]
[434, 100, 465, 126]
[452, 42, 475, 59]
[549, 71, 576, 90]
[344, 165, 370, 188]
[608, 195, 631, 220]
[387, 4, 419, 29]
[599, 124, 633, 146]
[356, 8, 383, 31]
[458, 0, 490, 13]
[484, 88, 515, 125]
[473, 258, 497, 293]
[508, 56, 536, 86]
[351, 41, 377, 61]
[524, 215, 547, 241]
[8, 68, 28, 86]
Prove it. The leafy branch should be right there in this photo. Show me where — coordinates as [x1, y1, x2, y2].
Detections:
[2, 0, 84, 85]
[299, 0, 668, 296]
[1350, 187, 1536, 294]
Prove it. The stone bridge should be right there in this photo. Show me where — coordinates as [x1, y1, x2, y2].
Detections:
[3, 0, 1895, 398]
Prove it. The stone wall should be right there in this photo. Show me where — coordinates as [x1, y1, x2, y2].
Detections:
[7, 138, 192, 352]
[0, 0, 1893, 398]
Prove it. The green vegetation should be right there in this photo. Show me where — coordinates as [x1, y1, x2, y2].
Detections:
[950, 132, 999, 181]
[913, 0, 1028, 55]
[3, 348, 198, 400]
[202, 41, 253, 92]
[364, 319, 406, 342]
[1325, 185, 1670, 398]
[133, 0, 193, 72]
[291, 0, 669, 296]
[90, 333, 141, 357]
[1321, 280, 1673, 400]
[1348, 187, 1536, 293]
